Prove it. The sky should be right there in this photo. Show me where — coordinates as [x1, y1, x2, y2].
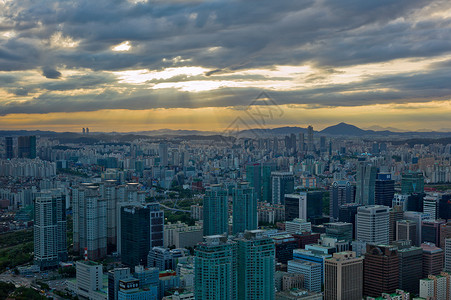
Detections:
[1, 0, 451, 132]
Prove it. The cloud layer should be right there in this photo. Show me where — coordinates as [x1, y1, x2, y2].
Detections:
[0, 0, 451, 130]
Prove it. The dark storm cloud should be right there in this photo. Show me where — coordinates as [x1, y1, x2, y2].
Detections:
[42, 66, 62, 79]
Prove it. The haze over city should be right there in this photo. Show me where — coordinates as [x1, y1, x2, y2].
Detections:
[1, 0, 451, 132]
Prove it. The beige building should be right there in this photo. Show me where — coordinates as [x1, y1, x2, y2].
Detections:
[324, 251, 363, 300]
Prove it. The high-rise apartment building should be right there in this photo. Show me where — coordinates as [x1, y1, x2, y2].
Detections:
[158, 143, 168, 167]
[203, 185, 228, 236]
[271, 172, 294, 205]
[120, 203, 164, 268]
[246, 163, 261, 201]
[363, 244, 399, 298]
[34, 189, 67, 269]
[355, 162, 377, 205]
[419, 273, 451, 300]
[100, 180, 118, 253]
[232, 183, 257, 234]
[307, 125, 314, 153]
[73, 185, 107, 260]
[375, 173, 395, 207]
[194, 235, 237, 300]
[324, 251, 363, 300]
[236, 230, 275, 300]
[356, 205, 389, 245]
[329, 181, 355, 221]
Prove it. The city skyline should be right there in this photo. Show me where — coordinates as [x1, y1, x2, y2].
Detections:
[0, 1, 451, 132]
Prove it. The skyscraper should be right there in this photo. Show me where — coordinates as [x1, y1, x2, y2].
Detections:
[203, 185, 228, 236]
[404, 211, 431, 247]
[72, 185, 107, 260]
[232, 183, 257, 234]
[363, 244, 399, 298]
[423, 195, 440, 220]
[299, 132, 305, 153]
[401, 172, 425, 194]
[355, 162, 377, 205]
[324, 251, 363, 300]
[356, 205, 389, 245]
[375, 173, 395, 207]
[34, 189, 67, 269]
[246, 163, 261, 201]
[236, 230, 275, 300]
[329, 181, 355, 221]
[271, 172, 294, 205]
[194, 235, 237, 300]
[389, 206, 404, 244]
[5, 137, 13, 159]
[288, 260, 322, 293]
[100, 180, 118, 253]
[422, 219, 446, 245]
[120, 203, 164, 268]
[307, 125, 314, 153]
[18, 135, 36, 159]
[324, 222, 353, 242]
[158, 143, 168, 167]
[338, 203, 361, 239]
[445, 238, 451, 272]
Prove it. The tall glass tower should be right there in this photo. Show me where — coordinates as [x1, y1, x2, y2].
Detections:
[203, 185, 228, 236]
[232, 183, 257, 234]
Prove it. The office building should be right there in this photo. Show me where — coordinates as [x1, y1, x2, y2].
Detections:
[288, 260, 322, 293]
[272, 234, 298, 264]
[117, 277, 157, 300]
[392, 194, 409, 211]
[363, 244, 399, 298]
[34, 190, 67, 269]
[422, 219, 446, 245]
[375, 173, 395, 207]
[305, 191, 324, 221]
[389, 206, 404, 244]
[422, 242, 444, 277]
[396, 220, 417, 245]
[108, 268, 131, 300]
[445, 239, 451, 272]
[18, 135, 36, 159]
[236, 230, 276, 300]
[393, 240, 423, 294]
[159, 143, 168, 167]
[307, 125, 314, 153]
[203, 185, 228, 236]
[338, 203, 361, 239]
[286, 219, 312, 235]
[271, 172, 294, 205]
[73, 185, 107, 260]
[70, 260, 107, 300]
[285, 193, 307, 221]
[324, 222, 352, 242]
[407, 193, 425, 212]
[324, 251, 363, 300]
[232, 183, 257, 234]
[440, 222, 451, 248]
[424, 194, 440, 220]
[355, 162, 377, 205]
[439, 194, 451, 221]
[147, 247, 187, 271]
[292, 248, 332, 286]
[120, 203, 164, 268]
[329, 181, 354, 221]
[401, 172, 424, 194]
[356, 205, 389, 245]
[403, 211, 431, 246]
[194, 235, 237, 300]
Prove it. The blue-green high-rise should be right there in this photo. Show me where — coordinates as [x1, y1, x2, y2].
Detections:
[194, 235, 237, 300]
[232, 183, 257, 234]
[203, 185, 228, 236]
[236, 230, 275, 300]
